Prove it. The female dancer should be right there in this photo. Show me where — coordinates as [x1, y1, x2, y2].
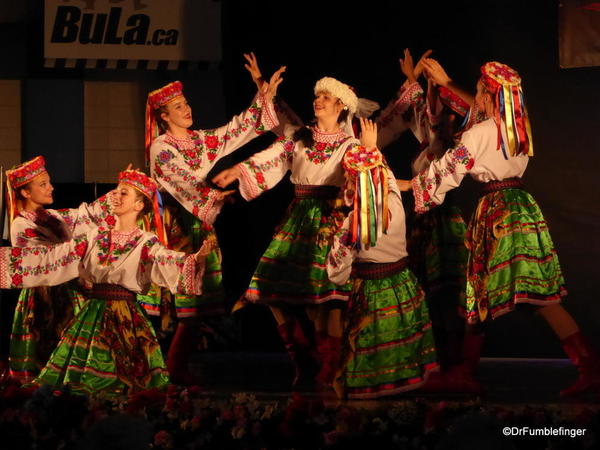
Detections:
[141, 65, 283, 383]
[1, 169, 212, 397]
[212, 77, 366, 389]
[5, 156, 116, 382]
[405, 61, 599, 396]
[327, 119, 438, 399]
[376, 50, 471, 390]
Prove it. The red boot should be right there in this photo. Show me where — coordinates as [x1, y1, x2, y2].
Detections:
[315, 333, 342, 387]
[277, 321, 319, 390]
[166, 322, 201, 386]
[560, 331, 600, 397]
[419, 333, 484, 395]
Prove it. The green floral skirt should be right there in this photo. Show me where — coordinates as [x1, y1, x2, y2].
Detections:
[462, 188, 567, 324]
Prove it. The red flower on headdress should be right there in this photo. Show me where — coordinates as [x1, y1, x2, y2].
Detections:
[7, 156, 47, 189]
[147, 81, 184, 110]
[118, 169, 158, 200]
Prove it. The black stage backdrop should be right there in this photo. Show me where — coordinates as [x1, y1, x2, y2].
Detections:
[0, 0, 598, 358]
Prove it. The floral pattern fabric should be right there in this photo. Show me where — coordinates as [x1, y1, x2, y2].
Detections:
[150, 92, 278, 224]
[0, 227, 203, 296]
[237, 126, 361, 201]
[411, 118, 529, 213]
[10, 191, 117, 248]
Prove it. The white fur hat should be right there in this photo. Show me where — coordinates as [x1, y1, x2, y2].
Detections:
[314, 77, 358, 114]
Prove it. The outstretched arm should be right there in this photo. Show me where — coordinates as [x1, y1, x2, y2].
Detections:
[0, 234, 87, 289]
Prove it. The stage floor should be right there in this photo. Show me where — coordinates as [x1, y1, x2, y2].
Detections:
[189, 353, 599, 406]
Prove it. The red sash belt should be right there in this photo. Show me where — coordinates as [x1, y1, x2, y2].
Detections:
[352, 258, 409, 280]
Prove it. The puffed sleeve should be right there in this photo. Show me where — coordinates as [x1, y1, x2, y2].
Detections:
[54, 190, 118, 232]
[150, 142, 226, 224]
[236, 131, 296, 201]
[376, 81, 425, 149]
[196, 91, 279, 160]
[411, 130, 479, 213]
[138, 238, 204, 296]
[0, 234, 88, 289]
[10, 217, 52, 247]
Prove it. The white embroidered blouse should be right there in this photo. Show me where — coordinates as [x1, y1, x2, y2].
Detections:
[327, 168, 408, 285]
[10, 191, 117, 248]
[236, 125, 363, 200]
[0, 227, 202, 296]
[411, 118, 529, 213]
[149, 92, 279, 224]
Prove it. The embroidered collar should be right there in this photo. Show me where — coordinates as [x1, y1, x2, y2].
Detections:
[111, 228, 143, 245]
[165, 131, 197, 150]
[310, 127, 349, 144]
[19, 209, 38, 222]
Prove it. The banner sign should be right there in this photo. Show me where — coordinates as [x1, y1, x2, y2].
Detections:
[44, 0, 221, 67]
[559, 1, 600, 68]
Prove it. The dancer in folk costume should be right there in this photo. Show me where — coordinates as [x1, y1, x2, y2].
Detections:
[213, 77, 373, 389]
[0, 170, 212, 397]
[375, 50, 474, 389]
[327, 119, 438, 399]
[142, 66, 283, 384]
[4, 156, 117, 382]
[403, 61, 600, 396]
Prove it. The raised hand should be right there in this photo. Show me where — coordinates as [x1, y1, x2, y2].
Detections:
[399, 48, 417, 84]
[212, 166, 241, 189]
[244, 52, 265, 90]
[262, 65, 286, 103]
[359, 117, 378, 148]
[421, 58, 451, 87]
[414, 49, 433, 80]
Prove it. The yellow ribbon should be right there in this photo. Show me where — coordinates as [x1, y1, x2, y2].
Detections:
[502, 85, 517, 156]
[359, 173, 369, 246]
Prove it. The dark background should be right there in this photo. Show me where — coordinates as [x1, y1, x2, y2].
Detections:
[0, 0, 598, 358]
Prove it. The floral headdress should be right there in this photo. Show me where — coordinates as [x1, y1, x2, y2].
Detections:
[480, 61, 534, 158]
[342, 146, 390, 249]
[314, 77, 358, 114]
[118, 169, 166, 245]
[5, 156, 48, 225]
[314, 77, 379, 137]
[145, 81, 184, 166]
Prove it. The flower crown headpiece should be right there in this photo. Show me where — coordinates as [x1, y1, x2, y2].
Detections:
[6, 156, 47, 189]
[4, 156, 48, 225]
[145, 81, 184, 166]
[118, 169, 159, 200]
[480, 61, 534, 158]
[314, 77, 358, 114]
[118, 169, 166, 245]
